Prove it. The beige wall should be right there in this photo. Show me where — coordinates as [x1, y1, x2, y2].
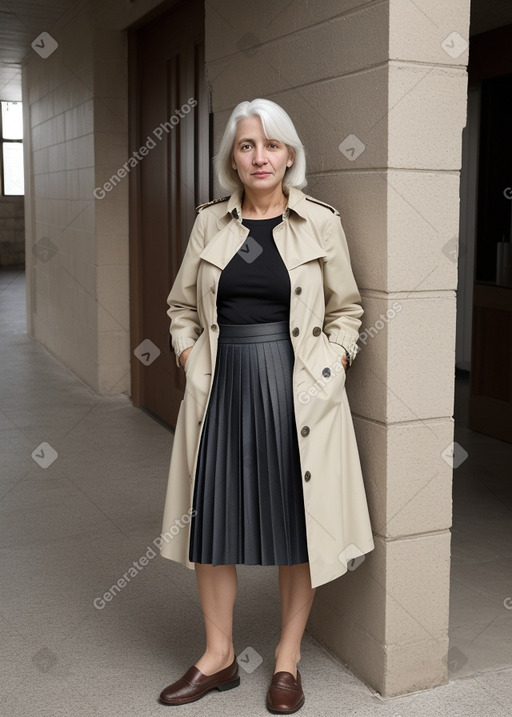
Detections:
[205, 0, 470, 697]
[0, 197, 25, 265]
[22, 0, 169, 393]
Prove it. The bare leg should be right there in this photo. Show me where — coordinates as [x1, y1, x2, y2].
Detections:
[193, 563, 238, 675]
[274, 563, 316, 677]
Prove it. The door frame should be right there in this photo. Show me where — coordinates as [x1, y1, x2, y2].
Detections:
[127, 0, 204, 407]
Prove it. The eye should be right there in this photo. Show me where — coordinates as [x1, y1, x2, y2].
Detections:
[240, 143, 252, 150]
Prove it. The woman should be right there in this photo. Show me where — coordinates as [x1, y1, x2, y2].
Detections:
[158, 99, 374, 713]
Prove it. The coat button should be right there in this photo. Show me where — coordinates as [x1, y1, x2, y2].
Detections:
[312, 326, 321, 336]
[210, 285, 216, 293]
[211, 324, 218, 331]
[294, 286, 302, 295]
[322, 367, 331, 378]
[301, 426, 310, 437]
[304, 471, 311, 482]
[292, 327, 300, 337]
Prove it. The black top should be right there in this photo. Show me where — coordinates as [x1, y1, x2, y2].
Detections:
[216, 215, 290, 324]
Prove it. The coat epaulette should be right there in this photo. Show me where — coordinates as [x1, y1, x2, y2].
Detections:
[195, 196, 230, 213]
[304, 195, 339, 214]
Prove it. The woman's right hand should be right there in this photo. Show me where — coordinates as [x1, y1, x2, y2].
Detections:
[179, 346, 193, 368]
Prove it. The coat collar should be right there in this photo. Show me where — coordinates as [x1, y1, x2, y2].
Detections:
[199, 186, 325, 271]
[226, 185, 309, 222]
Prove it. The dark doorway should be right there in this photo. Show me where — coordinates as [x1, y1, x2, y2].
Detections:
[468, 26, 512, 443]
[128, 0, 210, 427]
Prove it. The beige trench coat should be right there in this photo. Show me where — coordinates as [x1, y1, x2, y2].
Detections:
[160, 185, 374, 589]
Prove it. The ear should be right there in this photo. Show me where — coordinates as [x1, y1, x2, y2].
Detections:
[286, 148, 295, 168]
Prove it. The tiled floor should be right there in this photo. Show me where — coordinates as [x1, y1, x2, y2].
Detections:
[1, 266, 511, 716]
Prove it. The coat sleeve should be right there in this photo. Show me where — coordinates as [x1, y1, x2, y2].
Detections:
[321, 212, 364, 364]
[166, 211, 206, 367]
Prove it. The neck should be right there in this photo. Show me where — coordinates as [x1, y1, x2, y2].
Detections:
[241, 185, 287, 218]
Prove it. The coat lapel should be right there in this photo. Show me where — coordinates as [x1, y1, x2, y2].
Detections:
[198, 220, 246, 270]
[274, 219, 327, 270]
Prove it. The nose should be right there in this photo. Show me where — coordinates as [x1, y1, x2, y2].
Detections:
[253, 144, 268, 165]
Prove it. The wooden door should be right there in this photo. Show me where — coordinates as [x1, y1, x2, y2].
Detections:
[129, 0, 210, 428]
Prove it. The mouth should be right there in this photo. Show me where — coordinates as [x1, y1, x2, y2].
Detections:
[252, 172, 271, 177]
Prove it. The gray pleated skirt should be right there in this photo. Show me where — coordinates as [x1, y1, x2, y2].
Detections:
[188, 320, 309, 566]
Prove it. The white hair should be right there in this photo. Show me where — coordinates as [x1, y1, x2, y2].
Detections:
[214, 98, 307, 192]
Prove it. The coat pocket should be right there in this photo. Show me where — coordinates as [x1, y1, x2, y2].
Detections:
[300, 332, 346, 405]
[324, 336, 347, 373]
[183, 332, 204, 376]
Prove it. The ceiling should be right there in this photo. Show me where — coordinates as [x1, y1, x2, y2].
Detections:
[0, 0, 74, 101]
[0, 0, 512, 102]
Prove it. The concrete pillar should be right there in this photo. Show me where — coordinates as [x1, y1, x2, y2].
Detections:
[206, 0, 471, 696]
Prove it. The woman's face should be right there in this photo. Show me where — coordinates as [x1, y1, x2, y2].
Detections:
[231, 115, 293, 194]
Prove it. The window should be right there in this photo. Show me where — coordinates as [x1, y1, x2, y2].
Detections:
[1, 101, 24, 196]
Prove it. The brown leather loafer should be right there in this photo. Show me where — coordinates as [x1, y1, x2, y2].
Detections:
[159, 656, 240, 705]
[266, 670, 305, 714]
